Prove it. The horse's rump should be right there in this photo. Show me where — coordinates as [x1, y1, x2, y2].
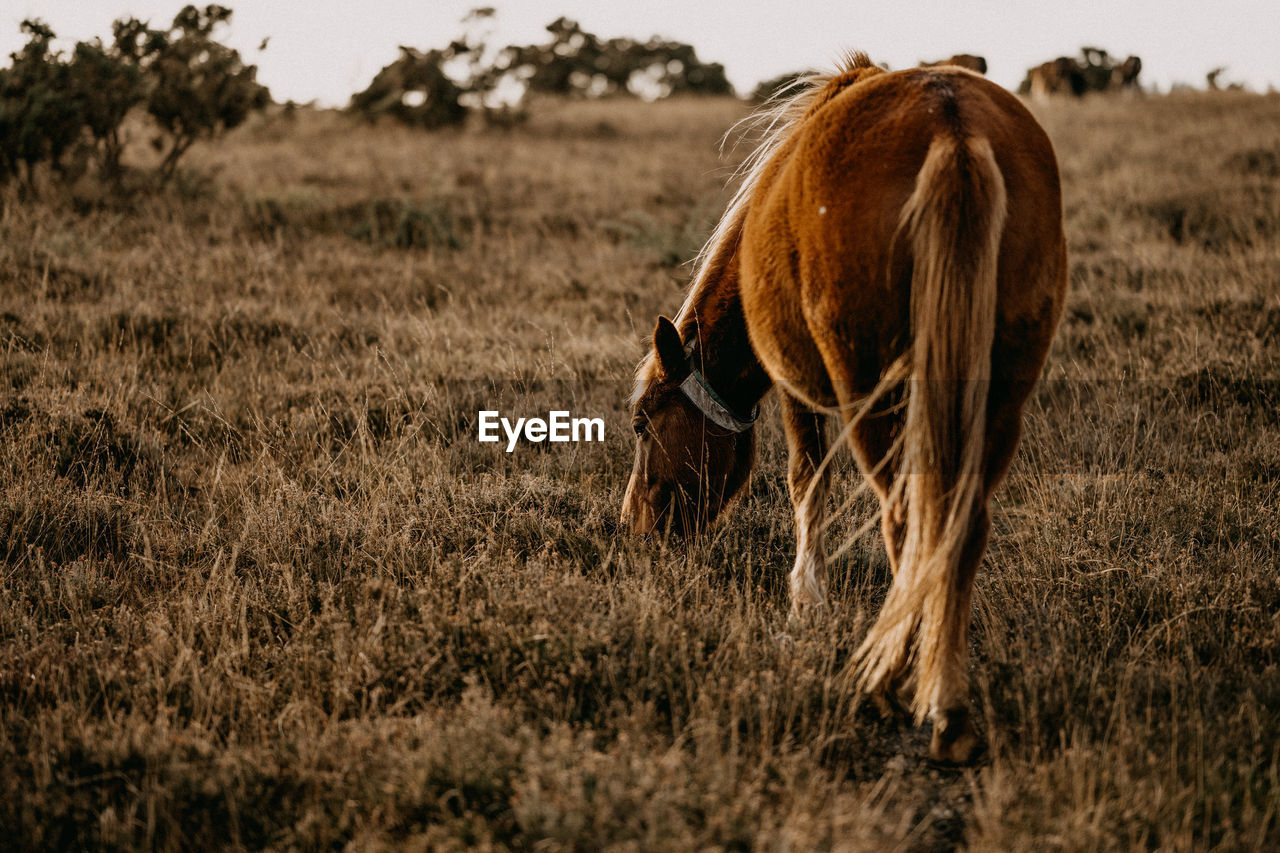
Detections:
[738, 66, 1066, 739]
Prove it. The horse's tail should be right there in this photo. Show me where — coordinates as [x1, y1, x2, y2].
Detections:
[856, 134, 1007, 720]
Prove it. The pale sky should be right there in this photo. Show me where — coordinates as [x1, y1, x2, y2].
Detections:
[3, 1, 1277, 104]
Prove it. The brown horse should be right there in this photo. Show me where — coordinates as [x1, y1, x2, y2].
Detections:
[620, 53, 1066, 763]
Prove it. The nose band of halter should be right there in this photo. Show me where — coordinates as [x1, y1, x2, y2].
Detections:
[678, 368, 759, 433]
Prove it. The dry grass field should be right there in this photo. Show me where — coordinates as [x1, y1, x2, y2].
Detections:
[2, 89, 1279, 850]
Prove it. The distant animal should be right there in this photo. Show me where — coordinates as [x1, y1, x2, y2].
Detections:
[1206, 66, 1246, 92]
[1024, 57, 1087, 98]
[1022, 49, 1142, 98]
[921, 54, 987, 75]
[621, 54, 1067, 763]
[1111, 55, 1142, 90]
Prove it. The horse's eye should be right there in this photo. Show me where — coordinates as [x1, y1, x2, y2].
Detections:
[632, 418, 648, 437]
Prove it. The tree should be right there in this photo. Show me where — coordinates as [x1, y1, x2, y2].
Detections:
[496, 18, 732, 100]
[0, 7, 270, 190]
[143, 5, 271, 180]
[0, 21, 83, 186]
[349, 47, 469, 129]
[350, 11, 734, 130]
[65, 29, 147, 180]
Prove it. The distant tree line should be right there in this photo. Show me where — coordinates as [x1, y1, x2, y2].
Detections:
[350, 10, 733, 129]
[0, 0, 1242, 197]
[0, 5, 268, 191]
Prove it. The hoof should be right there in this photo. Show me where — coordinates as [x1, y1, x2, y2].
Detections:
[928, 708, 985, 765]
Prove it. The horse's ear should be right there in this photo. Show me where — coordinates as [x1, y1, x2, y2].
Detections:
[653, 316, 689, 381]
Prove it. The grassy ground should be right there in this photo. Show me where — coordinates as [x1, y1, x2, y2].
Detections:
[2, 90, 1278, 850]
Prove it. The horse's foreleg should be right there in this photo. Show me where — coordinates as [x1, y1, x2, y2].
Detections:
[780, 391, 830, 618]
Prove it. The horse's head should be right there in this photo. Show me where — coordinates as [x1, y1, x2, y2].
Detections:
[621, 316, 756, 537]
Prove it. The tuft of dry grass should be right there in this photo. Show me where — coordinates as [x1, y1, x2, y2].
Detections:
[2, 91, 1278, 850]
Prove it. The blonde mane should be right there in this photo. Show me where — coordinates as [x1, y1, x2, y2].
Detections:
[631, 52, 877, 406]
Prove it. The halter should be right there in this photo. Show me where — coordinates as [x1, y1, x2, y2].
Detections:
[678, 340, 759, 433]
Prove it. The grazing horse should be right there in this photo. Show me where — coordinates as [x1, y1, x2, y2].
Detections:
[620, 53, 1066, 763]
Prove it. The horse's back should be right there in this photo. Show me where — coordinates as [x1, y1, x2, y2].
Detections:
[740, 67, 1066, 398]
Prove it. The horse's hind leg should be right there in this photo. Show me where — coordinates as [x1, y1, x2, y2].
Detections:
[845, 380, 1029, 762]
[926, 505, 990, 763]
[780, 390, 831, 619]
[847, 411, 914, 718]
[926, 389, 1028, 764]
[845, 408, 906, 572]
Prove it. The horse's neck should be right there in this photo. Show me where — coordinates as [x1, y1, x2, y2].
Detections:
[680, 258, 772, 413]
